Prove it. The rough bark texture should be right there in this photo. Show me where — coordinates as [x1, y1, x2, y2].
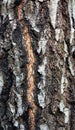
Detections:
[0, 0, 75, 130]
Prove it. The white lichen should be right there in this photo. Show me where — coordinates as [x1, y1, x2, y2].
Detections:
[7, 0, 14, 7]
[0, 71, 4, 94]
[38, 89, 46, 108]
[64, 108, 70, 124]
[14, 91, 24, 117]
[59, 100, 65, 112]
[37, 37, 47, 54]
[60, 73, 65, 94]
[16, 73, 24, 88]
[14, 121, 19, 127]
[59, 102, 70, 124]
[3, 0, 8, 3]
[64, 41, 68, 56]
[68, 57, 74, 76]
[38, 57, 47, 108]
[68, 0, 75, 45]
[40, 124, 49, 130]
[9, 103, 15, 115]
[20, 124, 25, 130]
[55, 28, 61, 41]
[25, 1, 40, 32]
[72, 0, 75, 21]
[14, 47, 20, 75]
[37, 28, 48, 108]
[71, 46, 75, 53]
[37, 27, 49, 55]
[13, 46, 23, 89]
[70, 28, 74, 45]
[60, 42, 68, 94]
[29, 18, 40, 32]
[38, 0, 43, 2]
[38, 80, 45, 90]
[38, 57, 47, 77]
[48, 0, 59, 28]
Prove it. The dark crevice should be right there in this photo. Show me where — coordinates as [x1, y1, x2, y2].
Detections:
[70, 105, 75, 130]
[1, 54, 13, 102]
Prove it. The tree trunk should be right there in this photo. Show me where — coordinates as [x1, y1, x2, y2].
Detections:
[0, 0, 75, 130]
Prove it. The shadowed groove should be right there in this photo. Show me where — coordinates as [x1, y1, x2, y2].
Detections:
[16, 1, 37, 130]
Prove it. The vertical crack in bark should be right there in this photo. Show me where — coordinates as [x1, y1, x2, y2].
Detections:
[17, 1, 37, 130]
[24, 26, 37, 130]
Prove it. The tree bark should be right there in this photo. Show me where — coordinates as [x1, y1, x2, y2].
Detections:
[0, 0, 75, 130]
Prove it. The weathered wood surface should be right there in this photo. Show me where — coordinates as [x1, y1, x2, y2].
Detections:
[0, 0, 75, 130]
